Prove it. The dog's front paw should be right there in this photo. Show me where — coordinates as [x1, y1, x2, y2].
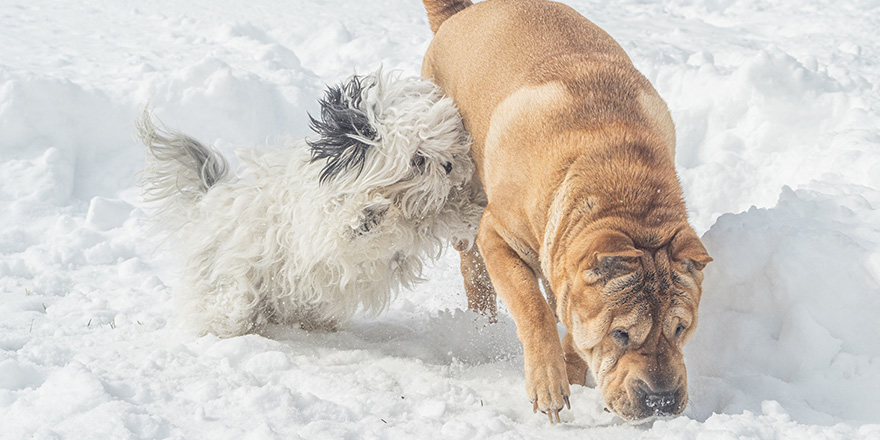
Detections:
[524, 345, 571, 423]
[341, 195, 394, 240]
[354, 205, 388, 237]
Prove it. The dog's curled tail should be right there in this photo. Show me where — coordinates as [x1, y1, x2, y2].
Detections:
[136, 110, 230, 218]
[423, 0, 472, 33]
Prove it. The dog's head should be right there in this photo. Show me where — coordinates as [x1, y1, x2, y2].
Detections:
[307, 71, 474, 223]
[562, 227, 711, 420]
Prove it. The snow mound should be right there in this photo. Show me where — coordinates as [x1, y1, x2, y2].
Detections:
[655, 47, 880, 232]
[689, 184, 880, 424]
[2, 0, 880, 438]
[140, 56, 318, 147]
[0, 76, 135, 202]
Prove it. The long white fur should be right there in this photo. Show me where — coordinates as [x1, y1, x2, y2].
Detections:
[138, 72, 484, 337]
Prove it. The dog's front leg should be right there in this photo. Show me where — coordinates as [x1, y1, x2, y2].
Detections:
[562, 331, 588, 387]
[477, 210, 570, 423]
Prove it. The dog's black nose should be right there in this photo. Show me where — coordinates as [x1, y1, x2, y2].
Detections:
[644, 391, 677, 415]
[443, 162, 453, 174]
[634, 380, 681, 416]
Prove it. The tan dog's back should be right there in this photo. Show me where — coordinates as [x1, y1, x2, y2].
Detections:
[422, 0, 675, 163]
[423, 0, 679, 256]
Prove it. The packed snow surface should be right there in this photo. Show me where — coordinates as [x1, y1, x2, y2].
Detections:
[2, 0, 880, 438]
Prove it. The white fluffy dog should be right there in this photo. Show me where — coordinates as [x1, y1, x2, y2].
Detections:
[137, 71, 483, 337]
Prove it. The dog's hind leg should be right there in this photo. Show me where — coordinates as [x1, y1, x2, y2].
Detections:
[292, 304, 340, 332]
[458, 245, 497, 321]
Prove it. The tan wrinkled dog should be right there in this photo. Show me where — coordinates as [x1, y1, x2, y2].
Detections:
[421, 0, 712, 422]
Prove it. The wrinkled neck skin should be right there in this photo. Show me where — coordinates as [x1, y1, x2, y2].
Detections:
[539, 131, 689, 325]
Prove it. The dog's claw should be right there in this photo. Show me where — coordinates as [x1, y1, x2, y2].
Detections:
[539, 407, 563, 424]
[533, 396, 567, 423]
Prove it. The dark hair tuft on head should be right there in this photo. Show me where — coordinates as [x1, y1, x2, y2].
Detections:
[307, 75, 379, 184]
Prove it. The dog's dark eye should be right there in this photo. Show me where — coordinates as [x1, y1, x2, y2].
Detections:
[411, 155, 427, 172]
[443, 162, 453, 174]
[675, 323, 686, 339]
[612, 329, 630, 347]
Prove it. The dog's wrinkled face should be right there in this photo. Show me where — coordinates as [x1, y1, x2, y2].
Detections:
[565, 229, 711, 420]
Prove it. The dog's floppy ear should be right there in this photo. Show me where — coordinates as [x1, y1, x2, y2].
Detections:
[307, 75, 379, 184]
[670, 228, 713, 271]
[583, 230, 644, 283]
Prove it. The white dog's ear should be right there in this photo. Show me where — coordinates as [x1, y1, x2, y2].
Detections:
[307, 74, 379, 184]
[582, 230, 643, 283]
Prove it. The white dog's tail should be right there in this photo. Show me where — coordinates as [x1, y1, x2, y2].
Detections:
[135, 110, 230, 222]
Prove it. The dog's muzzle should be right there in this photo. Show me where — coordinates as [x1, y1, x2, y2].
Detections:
[628, 379, 686, 418]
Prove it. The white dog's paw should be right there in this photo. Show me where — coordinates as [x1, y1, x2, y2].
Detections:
[352, 204, 389, 237]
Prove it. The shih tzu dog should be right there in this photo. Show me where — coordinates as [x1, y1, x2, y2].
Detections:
[137, 71, 483, 337]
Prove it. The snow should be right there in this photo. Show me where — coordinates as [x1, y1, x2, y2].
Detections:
[1, 0, 879, 438]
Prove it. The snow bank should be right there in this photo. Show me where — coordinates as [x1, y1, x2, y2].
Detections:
[139, 56, 318, 148]
[689, 184, 880, 425]
[665, 48, 880, 232]
[2, 0, 880, 438]
[0, 75, 134, 202]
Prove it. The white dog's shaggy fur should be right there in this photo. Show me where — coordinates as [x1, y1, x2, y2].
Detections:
[137, 71, 483, 337]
